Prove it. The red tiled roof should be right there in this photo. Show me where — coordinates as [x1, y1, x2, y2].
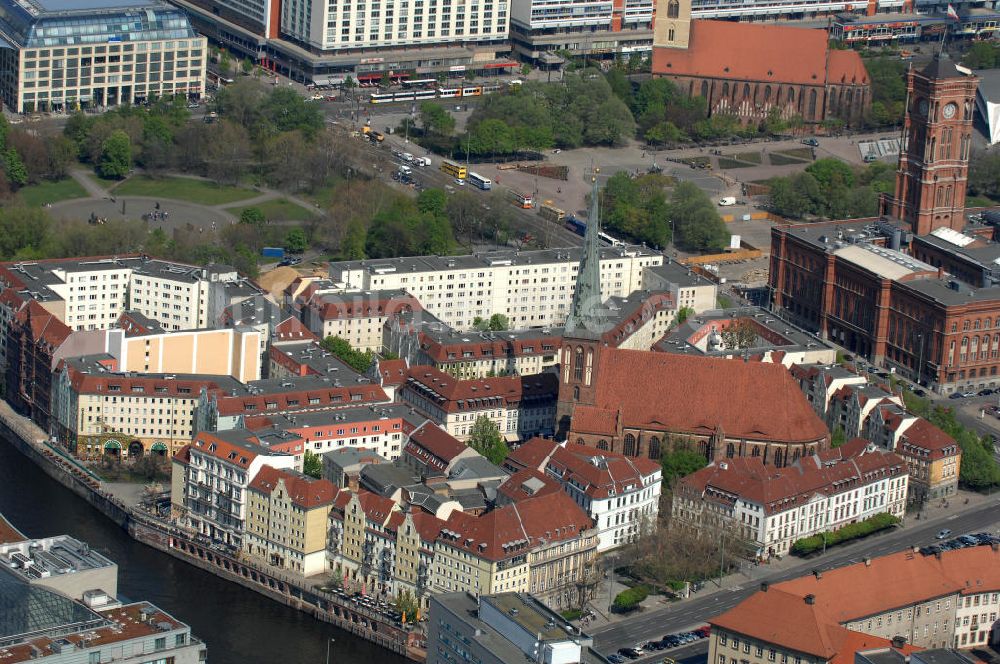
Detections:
[678, 445, 905, 515]
[418, 331, 562, 364]
[774, 546, 1000, 624]
[190, 431, 262, 469]
[545, 446, 661, 499]
[573, 349, 828, 444]
[405, 421, 468, 468]
[410, 511, 446, 543]
[438, 490, 592, 561]
[213, 384, 388, 416]
[504, 437, 560, 472]
[896, 417, 960, 461]
[17, 300, 71, 349]
[497, 468, 563, 502]
[403, 366, 558, 414]
[248, 465, 338, 509]
[273, 316, 319, 342]
[62, 363, 220, 397]
[172, 444, 192, 465]
[652, 20, 868, 87]
[826, 48, 870, 86]
[0, 514, 25, 544]
[357, 489, 397, 524]
[377, 359, 408, 386]
[309, 292, 421, 321]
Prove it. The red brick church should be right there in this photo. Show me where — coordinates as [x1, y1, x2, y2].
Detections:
[651, 0, 871, 127]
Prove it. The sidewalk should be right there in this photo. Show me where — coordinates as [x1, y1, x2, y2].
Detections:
[580, 488, 996, 633]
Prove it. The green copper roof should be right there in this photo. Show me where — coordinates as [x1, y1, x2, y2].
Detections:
[564, 175, 608, 338]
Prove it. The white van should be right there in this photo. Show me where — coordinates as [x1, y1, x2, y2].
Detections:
[718, 197, 737, 207]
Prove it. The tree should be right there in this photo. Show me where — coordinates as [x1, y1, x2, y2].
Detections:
[419, 102, 456, 137]
[285, 227, 308, 254]
[472, 316, 488, 331]
[661, 442, 707, 485]
[467, 415, 509, 466]
[963, 41, 1000, 69]
[675, 306, 694, 326]
[395, 589, 419, 620]
[320, 335, 373, 373]
[3, 149, 27, 187]
[97, 130, 131, 179]
[969, 152, 1000, 201]
[670, 181, 729, 251]
[719, 319, 758, 349]
[240, 207, 266, 228]
[488, 313, 509, 331]
[303, 450, 323, 479]
[241, 58, 254, 76]
[831, 426, 847, 449]
[417, 188, 448, 216]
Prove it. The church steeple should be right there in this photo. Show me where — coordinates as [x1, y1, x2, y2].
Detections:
[565, 171, 606, 338]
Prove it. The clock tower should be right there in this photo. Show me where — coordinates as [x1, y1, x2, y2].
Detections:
[891, 52, 979, 237]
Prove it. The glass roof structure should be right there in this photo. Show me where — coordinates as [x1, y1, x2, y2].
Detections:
[0, 570, 106, 645]
[0, 0, 197, 49]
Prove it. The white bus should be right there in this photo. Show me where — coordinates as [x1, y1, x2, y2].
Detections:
[467, 172, 492, 190]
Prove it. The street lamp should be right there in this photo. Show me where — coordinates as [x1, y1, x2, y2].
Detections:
[325, 637, 336, 664]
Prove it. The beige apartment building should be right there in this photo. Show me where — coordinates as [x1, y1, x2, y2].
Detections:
[116, 326, 262, 382]
[244, 465, 338, 576]
[51, 354, 241, 459]
[0, 0, 207, 113]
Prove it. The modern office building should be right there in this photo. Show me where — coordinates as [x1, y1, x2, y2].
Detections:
[171, 0, 517, 84]
[0, 0, 207, 113]
[427, 592, 606, 664]
[508, 0, 654, 68]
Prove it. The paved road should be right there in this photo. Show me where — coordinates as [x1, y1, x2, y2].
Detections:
[590, 500, 1000, 656]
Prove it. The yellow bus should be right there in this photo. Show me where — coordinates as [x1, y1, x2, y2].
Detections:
[539, 203, 565, 223]
[441, 159, 467, 179]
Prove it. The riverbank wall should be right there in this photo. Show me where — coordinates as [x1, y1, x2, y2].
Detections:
[0, 402, 424, 662]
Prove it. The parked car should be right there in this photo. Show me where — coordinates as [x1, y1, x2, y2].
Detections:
[912, 388, 927, 397]
[802, 138, 819, 146]
[949, 392, 965, 400]
[607, 655, 626, 664]
[937, 529, 953, 539]
[980, 388, 995, 396]
[619, 647, 643, 659]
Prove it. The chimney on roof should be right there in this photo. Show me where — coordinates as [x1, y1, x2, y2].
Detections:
[804, 594, 816, 605]
[891, 636, 907, 649]
[813, 569, 822, 580]
[760, 581, 769, 592]
[864, 557, 871, 567]
[935, 550, 943, 560]
[992, 542, 999, 553]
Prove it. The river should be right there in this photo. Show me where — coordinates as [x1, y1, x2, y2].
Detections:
[0, 438, 410, 664]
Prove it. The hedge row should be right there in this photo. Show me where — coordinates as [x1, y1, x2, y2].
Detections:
[613, 585, 650, 612]
[791, 512, 901, 556]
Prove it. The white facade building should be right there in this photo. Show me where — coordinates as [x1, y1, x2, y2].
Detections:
[279, 0, 510, 52]
[673, 441, 909, 557]
[328, 246, 663, 331]
[174, 430, 299, 546]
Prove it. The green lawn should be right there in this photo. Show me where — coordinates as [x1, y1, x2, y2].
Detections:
[226, 198, 316, 222]
[114, 176, 256, 205]
[968, 195, 999, 208]
[18, 178, 88, 207]
[717, 157, 754, 169]
[769, 152, 810, 166]
[735, 151, 763, 164]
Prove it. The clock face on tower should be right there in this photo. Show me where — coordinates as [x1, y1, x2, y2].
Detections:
[943, 102, 957, 119]
[918, 99, 929, 117]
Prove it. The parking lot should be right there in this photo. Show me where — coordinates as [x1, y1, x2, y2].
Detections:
[607, 625, 710, 663]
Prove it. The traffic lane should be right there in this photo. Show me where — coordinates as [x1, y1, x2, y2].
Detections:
[378, 139, 585, 247]
[591, 502, 1000, 652]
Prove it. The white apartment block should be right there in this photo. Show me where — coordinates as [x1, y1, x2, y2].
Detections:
[280, 0, 510, 52]
[674, 443, 909, 558]
[545, 447, 661, 551]
[174, 431, 298, 546]
[300, 289, 421, 352]
[0, 257, 261, 333]
[328, 246, 663, 331]
[641, 260, 718, 314]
